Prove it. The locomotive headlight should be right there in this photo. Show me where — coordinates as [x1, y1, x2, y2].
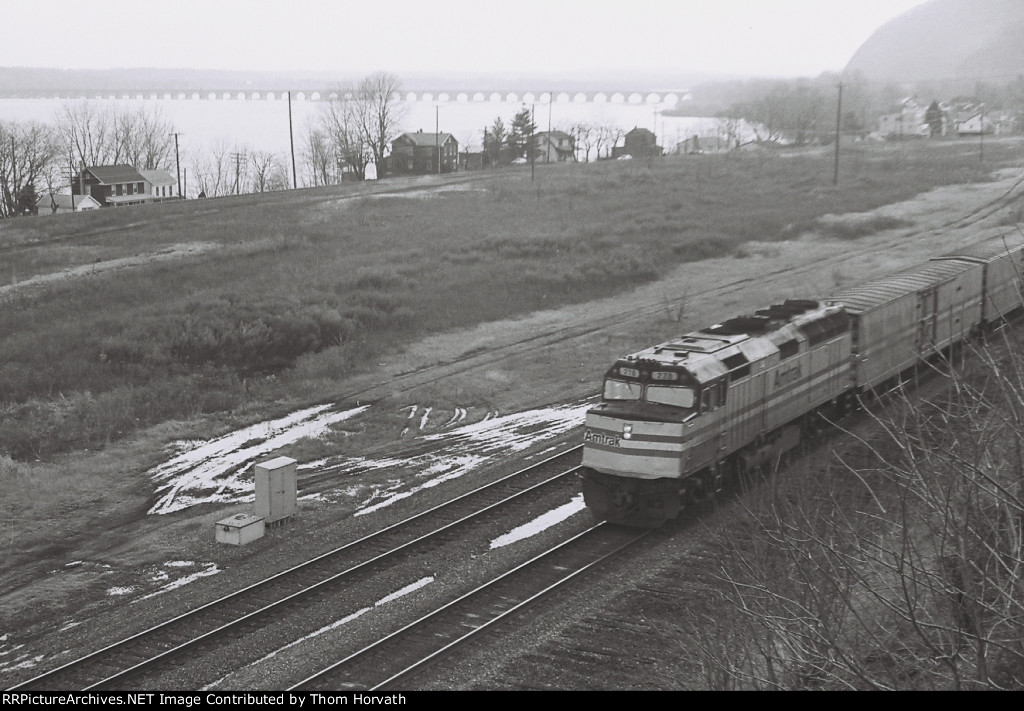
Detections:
[622, 424, 632, 440]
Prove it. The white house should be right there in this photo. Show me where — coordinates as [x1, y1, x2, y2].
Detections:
[36, 193, 100, 215]
[956, 112, 994, 135]
[531, 131, 575, 162]
[139, 169, 178, 200]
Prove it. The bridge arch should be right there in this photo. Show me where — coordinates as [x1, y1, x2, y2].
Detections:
[506, 92, 518, 103]
[628, 93, 643, 104]
[489, 92, 502, 102]
[574, 92, 587, 103]
[457, 92, 469, 102]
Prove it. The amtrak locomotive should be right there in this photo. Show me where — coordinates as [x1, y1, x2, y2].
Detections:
[580, 236, 1024, 526]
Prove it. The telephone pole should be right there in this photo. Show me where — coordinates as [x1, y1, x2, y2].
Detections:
[530, 104, 536, 181]
[288, 91, 297, 188]
[231, 151, 247, 194]
[171, 132, 183, 198]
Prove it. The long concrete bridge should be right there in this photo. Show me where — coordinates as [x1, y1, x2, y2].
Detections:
[0, 88, 691, 106]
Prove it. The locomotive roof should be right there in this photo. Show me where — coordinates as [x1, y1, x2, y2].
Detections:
[615, 300, 842, 384]
[829, 259, 977, 313]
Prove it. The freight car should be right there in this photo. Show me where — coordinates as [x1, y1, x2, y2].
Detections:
[580, 236, 1024, 526]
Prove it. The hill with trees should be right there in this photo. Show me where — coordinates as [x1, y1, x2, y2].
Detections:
[845, 0, 1024, 85]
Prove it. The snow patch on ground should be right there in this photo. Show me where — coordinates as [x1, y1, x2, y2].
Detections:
[0, 636, 44, 676]
[143, 397, 593, 518]
[489, 495, 587, 549]
[351, 399, 593, 516]
[134, 562, 220, 602]
[147, 404, 369, 514]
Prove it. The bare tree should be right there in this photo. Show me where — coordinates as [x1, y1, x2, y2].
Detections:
[320, 93, 370, 179]
[301, 121, 335, 187]
[122, 105, 176, 169]
[55, 100, 176, 169]
[690, 335, 1024, 689]
[0, 120, 59, 217]
[354, 72, 407, 168]
[250, 151, 286, 192]
[593, 121, 624, 161]
[56, 100, 118, 166]
[189, 138, 233, 198]
[568, 122, 593, 162]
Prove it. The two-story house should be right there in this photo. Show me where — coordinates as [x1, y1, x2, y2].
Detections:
[612, 128, 662, 159]
[531, 131, 575, 162]
[390, 131, 459, 175]
[72, 165, 149, 207]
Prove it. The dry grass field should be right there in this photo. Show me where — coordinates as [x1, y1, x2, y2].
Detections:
[2, 137, 1023, 688]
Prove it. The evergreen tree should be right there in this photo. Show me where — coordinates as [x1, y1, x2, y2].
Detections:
[507, 105, 536, 159]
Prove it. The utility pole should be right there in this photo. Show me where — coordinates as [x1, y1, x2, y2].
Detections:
[833, 82, 843, 186]
[231, 151, 246, 194]
[69, 153, 76, 211]
[436, 105, 441, 175]
[171, 132, 182, 198]
[530, 104, 535, 182]
[547, 94, 552, 163]
[979, 106, 985, 163]
[288, 91, 297, 188]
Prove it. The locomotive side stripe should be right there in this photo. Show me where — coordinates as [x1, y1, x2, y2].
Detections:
[586, 358, 850, 444]
[583, 442, 682, 458]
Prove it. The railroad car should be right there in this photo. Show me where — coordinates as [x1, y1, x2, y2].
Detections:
[580, 236, 1024, 526]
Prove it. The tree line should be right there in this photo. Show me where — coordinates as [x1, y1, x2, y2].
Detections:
[0, 72, 411, 214]
[698, 72, 1024, 148]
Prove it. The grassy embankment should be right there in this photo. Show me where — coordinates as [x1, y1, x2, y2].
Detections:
[0, 139, 1019, 463]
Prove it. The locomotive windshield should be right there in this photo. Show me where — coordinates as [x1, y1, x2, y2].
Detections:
[645, 385, 696, 409]
[603, 379, 643, 401]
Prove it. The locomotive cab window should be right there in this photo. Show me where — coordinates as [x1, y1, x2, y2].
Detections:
[603, 379, 642, 401]
[701, 385, 716, 411]
[646, 384, 696, 410]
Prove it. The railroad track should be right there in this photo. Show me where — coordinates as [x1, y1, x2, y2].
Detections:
[290, 522, 651, 691]
[10, 448, 585, 691]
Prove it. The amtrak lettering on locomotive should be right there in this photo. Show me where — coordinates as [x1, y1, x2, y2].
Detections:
[580, 236, 1024, 526]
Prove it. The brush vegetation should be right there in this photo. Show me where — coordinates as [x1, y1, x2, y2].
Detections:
[0, 139, 1019, 459]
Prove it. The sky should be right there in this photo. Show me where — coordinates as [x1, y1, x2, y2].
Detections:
[7, 0, 930, 78]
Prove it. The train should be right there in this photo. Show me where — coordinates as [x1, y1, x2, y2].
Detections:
[580, 235, 1024, 526]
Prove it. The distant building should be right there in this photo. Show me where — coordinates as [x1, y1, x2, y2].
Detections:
[139, 169, 178, 200]
[531, 131, 575, 162]
[71, 165, 183, 206]
[73, 165, 148, 207]
[612, 127, 662, 159]
[36, 192, 100, 215]
[877, 97, 933, 138]
[956, 111, 994, 135]
[390, 131, 459, 174]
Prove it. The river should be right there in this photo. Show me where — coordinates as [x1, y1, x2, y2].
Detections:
[0, 95, 729, 190]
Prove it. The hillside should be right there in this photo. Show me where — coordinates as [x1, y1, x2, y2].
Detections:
[846, 0, 1024, 83]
